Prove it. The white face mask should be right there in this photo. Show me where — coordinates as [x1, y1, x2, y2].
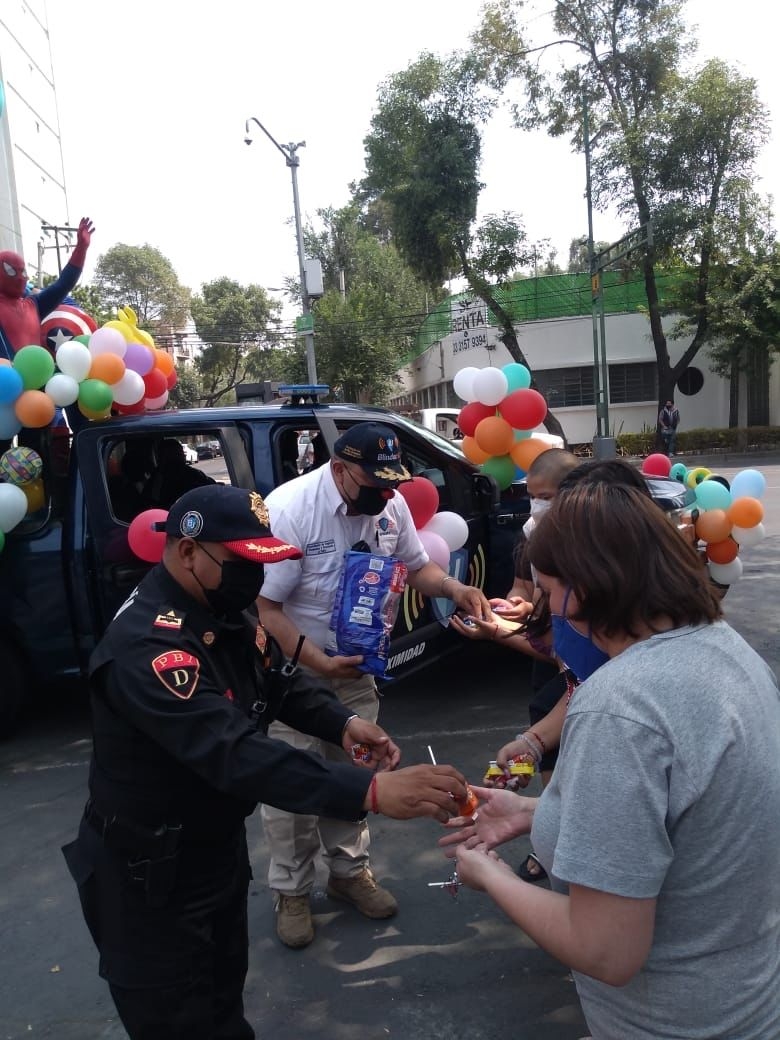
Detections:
[529, 498, 552, 518]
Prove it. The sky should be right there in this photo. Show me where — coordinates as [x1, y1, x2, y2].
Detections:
[46, 0, 780, 311]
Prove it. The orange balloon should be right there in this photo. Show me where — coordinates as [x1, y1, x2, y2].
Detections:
[15, 389, 56, 428]
[89, 352, 126, 384]
[153, 349, 175, 377]
[462, 435, 491, 465]
[510, 437, 551, 472]
[474, 415, 514, 456]
[706, 537, 739, 564]
[727, 496, 764, 528]
[694, 509, 732, 543]
[0, 358, 12, 367]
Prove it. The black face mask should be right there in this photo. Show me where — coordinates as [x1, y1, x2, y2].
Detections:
[195, 544, 264, 616]
[342, 468, 394, 516]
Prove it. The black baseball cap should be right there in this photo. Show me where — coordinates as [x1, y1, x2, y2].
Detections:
[158, 485, 302, 564]
[333, 422, 412, 487]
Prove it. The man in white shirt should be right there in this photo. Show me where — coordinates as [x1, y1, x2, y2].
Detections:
[258, 421, 491, 948]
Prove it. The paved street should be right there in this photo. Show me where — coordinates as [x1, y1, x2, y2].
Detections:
[0, 457, 777, 1039]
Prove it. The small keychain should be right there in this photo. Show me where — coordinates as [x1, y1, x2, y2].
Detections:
[427, 870, 462, 899]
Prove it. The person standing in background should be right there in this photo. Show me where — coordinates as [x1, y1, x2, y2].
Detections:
[658, 399, 680, 456]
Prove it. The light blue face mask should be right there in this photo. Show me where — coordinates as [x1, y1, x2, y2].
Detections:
[551, 586, 609, 682]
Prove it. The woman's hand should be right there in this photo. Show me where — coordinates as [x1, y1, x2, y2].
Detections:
[438, 786, 537, 857]
[455, 845, 517, 892]
[490, 596, 534, 622]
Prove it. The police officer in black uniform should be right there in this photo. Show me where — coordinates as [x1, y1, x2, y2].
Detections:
[63, 484, 466, 1040]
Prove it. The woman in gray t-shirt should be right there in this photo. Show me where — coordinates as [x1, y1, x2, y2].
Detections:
[440, 482, 780, 1040]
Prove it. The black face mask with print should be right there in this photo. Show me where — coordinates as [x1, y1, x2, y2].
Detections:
[345, 484, 392, 516]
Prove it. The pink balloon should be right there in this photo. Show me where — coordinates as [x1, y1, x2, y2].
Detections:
[397, 476, 440, 529]
[128, 508, 168, 562]
[642, 453, 672, 477]
[418, 529, 451, 571]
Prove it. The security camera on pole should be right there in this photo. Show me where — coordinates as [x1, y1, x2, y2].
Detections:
[244, 116, 322, 385]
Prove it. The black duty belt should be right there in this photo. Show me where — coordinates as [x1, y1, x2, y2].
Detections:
[84, 799, 182, 859]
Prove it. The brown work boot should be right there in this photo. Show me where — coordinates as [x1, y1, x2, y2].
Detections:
[274, 892, 314, 949]
[326, 867, 398, 919]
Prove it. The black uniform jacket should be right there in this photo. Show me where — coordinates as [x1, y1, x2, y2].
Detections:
[87, 564, 370, 843]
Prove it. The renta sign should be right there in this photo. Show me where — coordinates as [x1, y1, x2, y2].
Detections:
[449, 297, 496, 354]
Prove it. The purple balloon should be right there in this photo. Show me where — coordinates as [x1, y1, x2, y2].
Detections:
[418, 529, 451, 571]
[124, 341, 155, 376]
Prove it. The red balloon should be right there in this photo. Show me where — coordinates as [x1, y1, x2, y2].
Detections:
[457, 401, 496, 438]
[128, 508, 168, 563]
[497, 388, 547, 431]
[397, 477, 440, 530]
[642, 453, 672, 477]
[143, 367, 168, 399]
[166, 368, 178, 391]
[113, 398, 146, 415]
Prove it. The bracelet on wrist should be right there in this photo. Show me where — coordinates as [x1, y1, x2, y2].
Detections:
[342, 713, 360, 737]
[369, 774, 380, 814]
[527, 729, 547, 753]
[440, 574, 457, 596]
[513, 732, 542, 764]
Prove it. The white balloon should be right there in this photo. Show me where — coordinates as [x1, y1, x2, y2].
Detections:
[453, 366, 480, 403]
[44, 372, 80, 407]
[144, 390, 169, 410]
[423, 510, 469, 551]
[89, 326, 127, 359]
[0, 482, 28, 533]
[473, 367, 509, 407]
[112, 369, 146, 406]
[708, 557, 743, 585]
[55, 342, 92, 382]
[731, 522, 766, 548]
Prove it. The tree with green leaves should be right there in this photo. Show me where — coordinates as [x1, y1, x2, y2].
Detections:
[471, 0, 771, 437]
[361, 54, 565, 408]
[303, 204, 435, 404]
[190, 277, 303, 407]
[168, 365, 205, 410]
[92, 243, 191, 331]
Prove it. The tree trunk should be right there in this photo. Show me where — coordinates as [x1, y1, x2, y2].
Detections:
[728, 359, 740, 427]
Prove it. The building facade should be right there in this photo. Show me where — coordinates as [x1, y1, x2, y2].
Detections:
[390, 274, 779, 444]
[0, 1, 70, 278]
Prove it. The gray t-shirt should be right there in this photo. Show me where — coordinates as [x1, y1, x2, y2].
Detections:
[532, 621, 780, 1040]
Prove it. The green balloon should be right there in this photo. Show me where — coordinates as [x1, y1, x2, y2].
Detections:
[78, 378, 113, 412]
[0, 528, 5, 553]
[73, 334, 91, 346]
[12, 345, 56, 390]
[481, 453, 517, 490]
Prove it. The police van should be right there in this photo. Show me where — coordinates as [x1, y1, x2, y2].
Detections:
[0, 388, 532, 736]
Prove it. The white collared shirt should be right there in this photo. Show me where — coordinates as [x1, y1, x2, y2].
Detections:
[260, 463, 429, 649]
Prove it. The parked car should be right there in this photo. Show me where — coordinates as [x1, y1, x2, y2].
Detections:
[180, 442, 198, 464]
[0, 394, 519, 736]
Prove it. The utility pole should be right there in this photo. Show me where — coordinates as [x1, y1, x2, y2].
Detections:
[40, 222, 78, 277]
[244, 117, 318, 385]
[582, 92, 606, 446]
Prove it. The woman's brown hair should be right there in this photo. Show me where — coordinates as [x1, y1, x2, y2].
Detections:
[527, 482, 722, 638]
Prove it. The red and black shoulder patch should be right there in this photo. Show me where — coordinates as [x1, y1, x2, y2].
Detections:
[151, 650, 201, 699]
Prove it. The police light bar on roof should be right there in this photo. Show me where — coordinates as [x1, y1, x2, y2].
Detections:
[278, 384, 330, 403]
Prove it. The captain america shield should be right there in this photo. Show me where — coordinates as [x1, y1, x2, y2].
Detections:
[40, 304, 98, 354]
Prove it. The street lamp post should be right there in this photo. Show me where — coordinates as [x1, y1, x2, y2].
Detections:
[244, 116, 318, 384]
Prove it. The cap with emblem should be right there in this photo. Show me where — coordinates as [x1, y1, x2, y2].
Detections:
[333, 422, 412, 487]
[158, 485, 302, 563]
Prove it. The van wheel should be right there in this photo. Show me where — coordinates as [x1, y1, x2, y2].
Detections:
[0, 643, 24, 738]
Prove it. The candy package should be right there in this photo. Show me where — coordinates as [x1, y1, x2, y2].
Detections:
[327, 550, 408, 677]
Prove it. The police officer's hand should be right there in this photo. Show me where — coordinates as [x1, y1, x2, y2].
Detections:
[367, 765, 468, 823]
[450, 582, 492, 621]
[343, 718, 401, 771]
[324, 654, 364, 680]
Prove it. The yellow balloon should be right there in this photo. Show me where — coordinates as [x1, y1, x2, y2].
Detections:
[686, 466, 712, 489]
[78, 402, 112, 421]
[22, 477, 46, 513]
[135, 328, 156, 348]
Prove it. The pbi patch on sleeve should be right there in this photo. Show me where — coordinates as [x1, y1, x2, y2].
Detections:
[152, 650, 201, 699]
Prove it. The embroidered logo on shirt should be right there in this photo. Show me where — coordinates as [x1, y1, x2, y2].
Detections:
[153, 610, 183, 630]
[305, 538, 337, 556]
[151, 650, 201, 699]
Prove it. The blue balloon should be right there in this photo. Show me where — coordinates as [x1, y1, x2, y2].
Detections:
[0, 366, 23, 404]
[695, 478, 732, 512]
[669, 462, 688, 482]
[502, 363, 532, 392]
[0, 403, 22, 440]
[730, 468, 766, 500]
[513, 427, 532, 441]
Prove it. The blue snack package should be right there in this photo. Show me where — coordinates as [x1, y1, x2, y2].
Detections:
[327, 551, 408, 677]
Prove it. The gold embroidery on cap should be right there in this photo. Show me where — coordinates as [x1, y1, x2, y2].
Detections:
[248, 491, 270, 526]
[373, 465, 409, 482]
[244, 541, 297, 555]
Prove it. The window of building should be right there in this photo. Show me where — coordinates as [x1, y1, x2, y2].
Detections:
[533, 366, 596, 408]
[608, 361, 657, 404]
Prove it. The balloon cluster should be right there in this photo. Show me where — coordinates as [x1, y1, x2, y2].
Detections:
[453, 364, 552, 489]
[642, 454, 766, 584]
[0, 306, 176, 438]
[0, 446, 45, 551]
[396, 476, 469, 569]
